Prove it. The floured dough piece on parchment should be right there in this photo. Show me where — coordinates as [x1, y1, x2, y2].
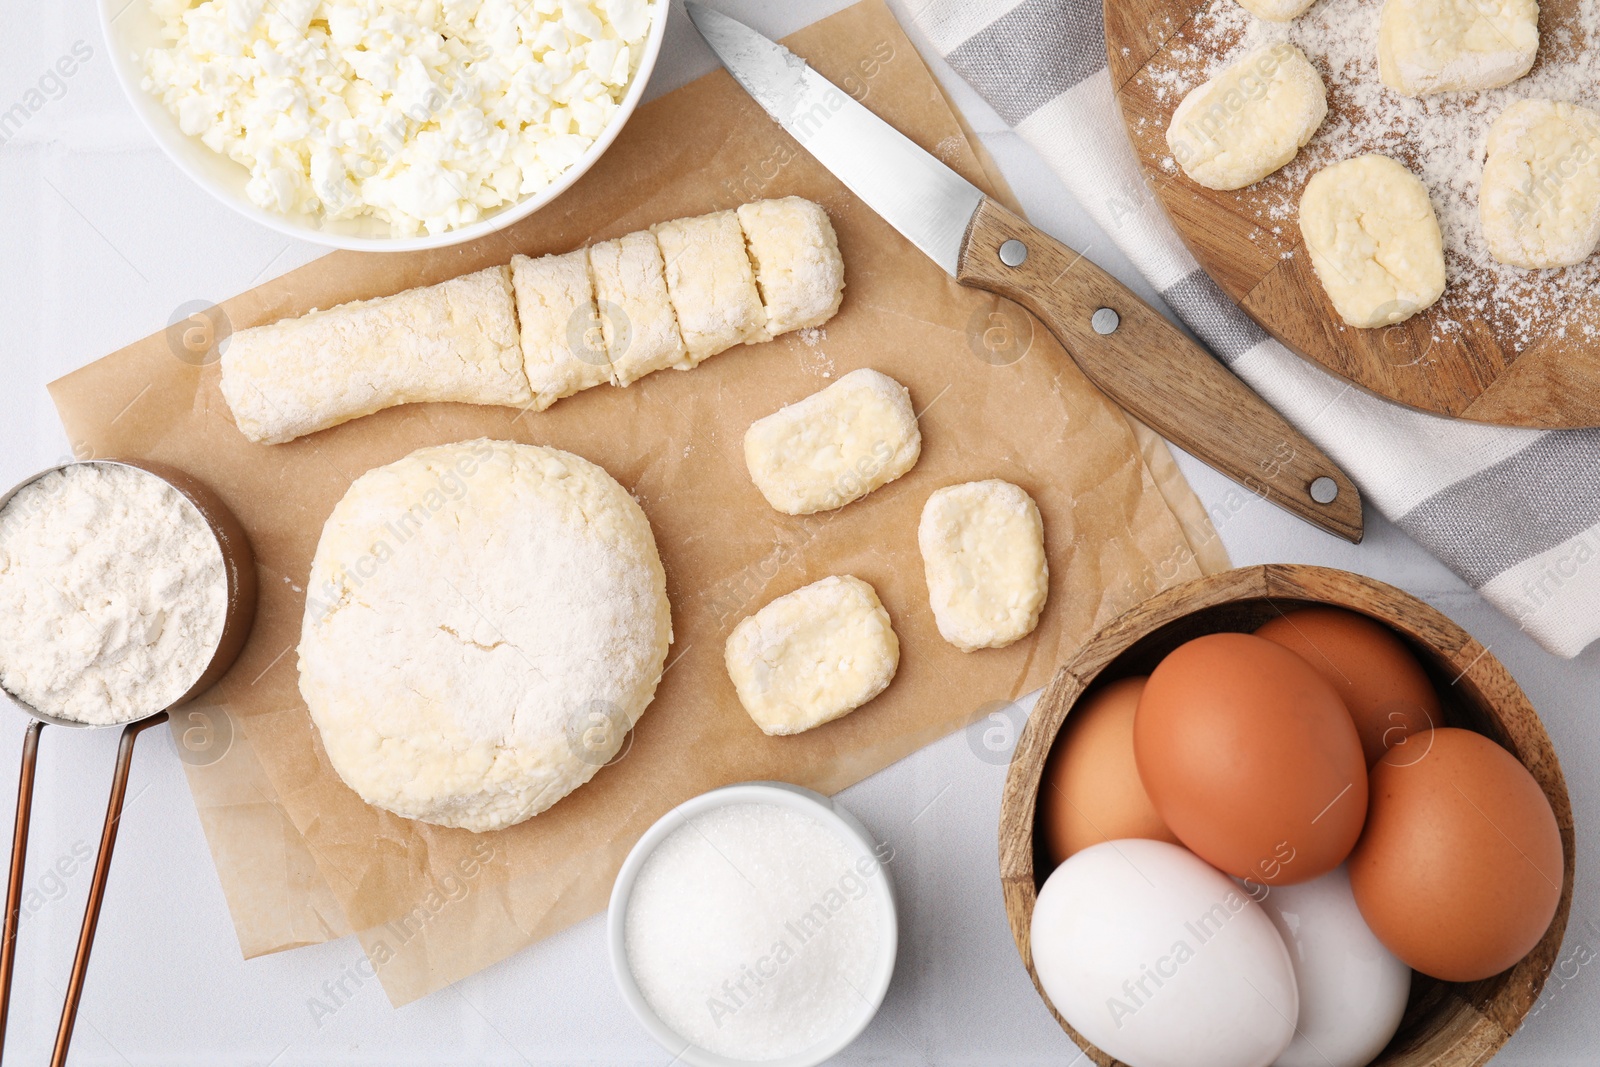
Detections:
[221, 199, 847, 443]
[1378, 0, 1539, 96]
[219, 265, 530, 444]
[1167, 44, 1327, 190]
[743, 368, 922, 515]
[724, 575, 899, 736]
[299, 439, 672, 832]
[737, 197, 846, 335]
[651, 209, 769, 362]
[587, 229, 691, 386]
[918, 480, 1049, 652]
[510, 249, 614, 411]
[1480, 99, 1600, 268]
[1299, 154, 1447, 328]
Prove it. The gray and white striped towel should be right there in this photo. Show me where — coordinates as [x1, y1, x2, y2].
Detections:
[904, 0, 1600, 657]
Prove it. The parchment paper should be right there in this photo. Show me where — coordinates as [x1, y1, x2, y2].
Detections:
[49, 1, 1227, 1005]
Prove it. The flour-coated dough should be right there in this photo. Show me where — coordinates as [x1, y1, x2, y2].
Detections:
[220, 265, 530, 444]
[743, 368, 921, 516]
[1378, 0, 1539, 96]
[1168, 44, 1327, 190]
[918, 480, 1048, 652]
[1480, 99, 1600, 268]
[737, 197, 845, 335]
[588, 230, 690, 386]
[510, 249, 613, 410]
[1233, 0, 1318, 21]
[724, 575, 899, 736]
[299, 439, 672, 832]
[652, 210, 769, 361]
[1299, 154, 1447, 328]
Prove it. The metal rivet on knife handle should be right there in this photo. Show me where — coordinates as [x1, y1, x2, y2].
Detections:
[999, 239, 1028, 267]
[1091, 308, 1120, 335]
[1309, 476, 1339, 504]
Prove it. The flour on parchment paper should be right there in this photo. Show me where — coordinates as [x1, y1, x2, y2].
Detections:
[1140, 0, 1600, 349]
[0, 465, 226, 725]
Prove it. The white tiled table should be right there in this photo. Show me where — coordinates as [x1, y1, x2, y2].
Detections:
[1, 2, 1596, 1062]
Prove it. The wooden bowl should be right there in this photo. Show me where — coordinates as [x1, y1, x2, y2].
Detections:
[999, 564, 1574, 1067]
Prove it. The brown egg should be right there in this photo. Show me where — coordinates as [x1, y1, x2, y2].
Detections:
[1038, 677, 1178, 867]
[1349, 727, 1564, 981]
[1134, 632, 1367, 886]
[1255, 607, 1440, 766]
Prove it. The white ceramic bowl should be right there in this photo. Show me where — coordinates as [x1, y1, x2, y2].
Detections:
[608, 782, 899, 1067]
[97, 0, 669, 252]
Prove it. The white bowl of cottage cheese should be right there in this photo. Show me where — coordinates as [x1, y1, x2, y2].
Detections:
[99, 0, 667, 250]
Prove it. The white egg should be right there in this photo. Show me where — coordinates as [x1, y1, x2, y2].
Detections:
[1255, 865, 1410, 1067]
[1030, 839, 1298, 1067]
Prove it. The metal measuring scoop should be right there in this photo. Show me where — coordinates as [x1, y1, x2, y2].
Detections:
[0, 459, 256, 1066]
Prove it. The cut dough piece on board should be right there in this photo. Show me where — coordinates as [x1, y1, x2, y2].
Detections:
[219, 265, 530, 444]
[724, 575, 899, 736]
[918, 480, 1049, 653]
[588, 230, 690, 386]
[743, 368, 921, 515]
[1299, 154, 1447, 328]
[1167, 43, 1327, 190]
[510, 249, 614, 410]
[1233, 0, 1318, 21]
[651, 209, 769, 361]
[737, 197, 846, 335]
[299, 439, 672, 832]
[1378, 0, 1539, 96]
[1480, 99, 1600, 268]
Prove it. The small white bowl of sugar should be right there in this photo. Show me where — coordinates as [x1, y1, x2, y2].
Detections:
[608, 782, 898, 1066]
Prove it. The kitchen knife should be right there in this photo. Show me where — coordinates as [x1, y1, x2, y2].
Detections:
[684, 3, 1363, 543]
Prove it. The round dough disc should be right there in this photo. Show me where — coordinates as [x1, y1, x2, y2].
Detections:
[299, 439, 672, 832]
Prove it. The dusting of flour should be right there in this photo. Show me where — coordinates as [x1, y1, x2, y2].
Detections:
[0, 464, 227, 725]
[1141, 0, 1600, 349]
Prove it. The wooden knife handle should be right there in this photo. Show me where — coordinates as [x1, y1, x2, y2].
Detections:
[956, 198, 1363, 543]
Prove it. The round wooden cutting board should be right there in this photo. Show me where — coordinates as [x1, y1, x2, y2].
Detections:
[1106, 0, 1600, 429]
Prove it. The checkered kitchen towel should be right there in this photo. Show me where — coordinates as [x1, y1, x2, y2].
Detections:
[903, 0, 1600, 657]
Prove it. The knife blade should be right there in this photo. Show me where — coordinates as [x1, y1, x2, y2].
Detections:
[685, 3, 1363, 543]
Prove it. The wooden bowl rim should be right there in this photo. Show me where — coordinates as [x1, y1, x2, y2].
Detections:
[998, 564, 1574, 1067]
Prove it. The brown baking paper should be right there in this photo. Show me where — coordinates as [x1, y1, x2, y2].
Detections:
[48, 0, 1226, 1005]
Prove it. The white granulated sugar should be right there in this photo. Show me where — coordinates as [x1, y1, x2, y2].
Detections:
[1142, 0, 1600, 348]
[624, 801, 884, 1061]
[0, 465, 227, 725]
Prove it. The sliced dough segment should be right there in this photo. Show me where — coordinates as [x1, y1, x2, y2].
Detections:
[1480, 99, 1600, 268]
[587, 231, 690, 386]
[651, 210, 769, 362]
[510, 250, 614, 410]
[1378, 0, 1539, 96]
[737, 197, 846, 335]
[219, 265, 529, 444]
[743, 368, 921, 516]
[918, 480, 1049, 653]
[724, 575, 899, 736]
[221, 199, 850, 444]
[1167, 44, 1327, 191]
[1299, 154, 1446, 328]
[1234, 0, 1317, 21]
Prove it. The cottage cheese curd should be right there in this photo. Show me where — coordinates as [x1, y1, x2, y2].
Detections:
[139, 0, 655, 236]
